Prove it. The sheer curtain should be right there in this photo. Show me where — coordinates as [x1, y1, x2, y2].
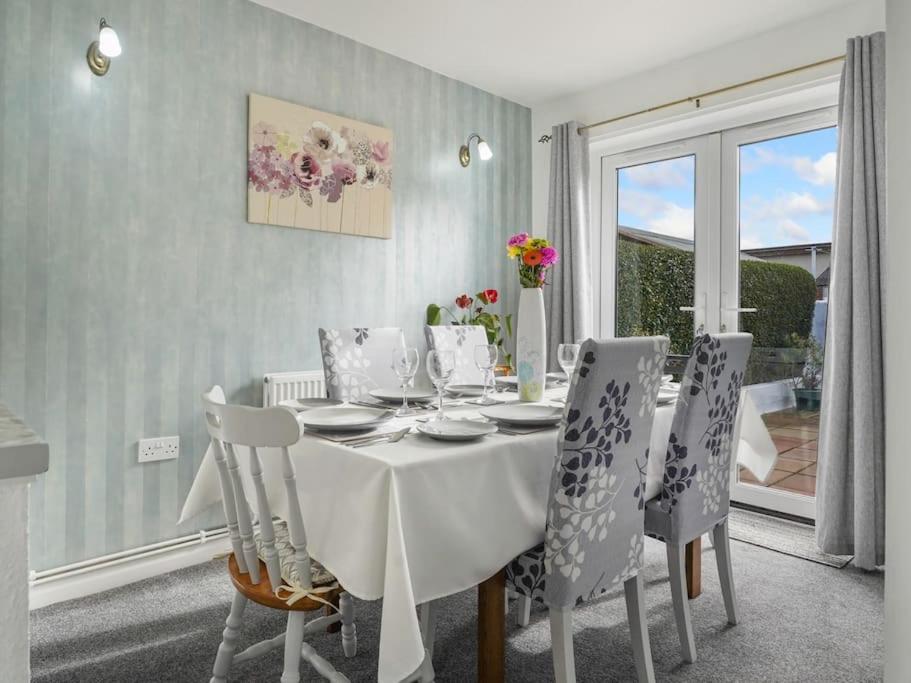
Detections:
[545, 121, 593, 366]
[816, 32, 886, 570]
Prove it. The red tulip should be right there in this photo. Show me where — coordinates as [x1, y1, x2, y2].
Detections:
[455, 294, 473, 309]
[484, 289, 499, 304]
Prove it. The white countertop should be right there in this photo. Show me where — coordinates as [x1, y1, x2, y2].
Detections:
[0, 404, 49, 480]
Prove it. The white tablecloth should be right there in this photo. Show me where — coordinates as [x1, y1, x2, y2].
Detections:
[179, 388, 775, 682]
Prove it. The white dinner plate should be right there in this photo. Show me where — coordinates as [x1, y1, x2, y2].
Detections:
[369, 387, 436, 403]
[299, 405, 393, 432]
[416, 419, 498, 441]
[479, 403, 563, 426]
[445, 384, 486, 397]
[279, 397, 342, 412]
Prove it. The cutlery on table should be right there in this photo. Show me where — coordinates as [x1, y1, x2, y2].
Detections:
[350, 427, 411, 448]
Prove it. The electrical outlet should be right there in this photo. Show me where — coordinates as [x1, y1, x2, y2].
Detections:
[138, 436, 179, 463]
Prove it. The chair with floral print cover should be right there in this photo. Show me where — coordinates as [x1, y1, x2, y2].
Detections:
[505, 336, 669, 683]
[423, 324, 490, 386]
[644, 332, 752, 664]
[318, 327, 406, 402]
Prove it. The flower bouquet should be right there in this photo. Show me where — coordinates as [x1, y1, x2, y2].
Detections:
[426, 289, 514, 371]
[506, 233, 559, 400]
[507, 233, 559, 288]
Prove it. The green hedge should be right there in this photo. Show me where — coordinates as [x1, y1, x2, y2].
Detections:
[616, 240, 816, 354]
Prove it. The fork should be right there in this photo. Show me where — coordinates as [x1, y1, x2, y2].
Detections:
[350, 427, 411, 448]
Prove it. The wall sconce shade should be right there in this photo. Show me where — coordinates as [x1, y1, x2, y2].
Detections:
[87, 18, 121, 76]
[459, 133, 493, 167]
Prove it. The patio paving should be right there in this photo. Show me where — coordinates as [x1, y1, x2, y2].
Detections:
[738, 409, 819, 496]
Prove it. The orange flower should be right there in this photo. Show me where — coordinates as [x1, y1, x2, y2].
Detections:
[523, 249, 543, 266]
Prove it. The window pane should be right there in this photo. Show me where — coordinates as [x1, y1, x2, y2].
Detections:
[616, 155, 695, 354]
[736, 126, 837, 498]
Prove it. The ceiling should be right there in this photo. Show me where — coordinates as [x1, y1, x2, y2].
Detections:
[251, 0, 856, 105]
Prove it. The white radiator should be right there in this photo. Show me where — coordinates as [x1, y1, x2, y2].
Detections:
[263, 370, 326, 406]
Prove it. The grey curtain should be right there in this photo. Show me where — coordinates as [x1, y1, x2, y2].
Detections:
[545, 122, 593, 368]
[816, 32, 886, 570]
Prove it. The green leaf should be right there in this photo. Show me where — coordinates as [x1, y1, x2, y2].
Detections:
[426, 303, 442, 326]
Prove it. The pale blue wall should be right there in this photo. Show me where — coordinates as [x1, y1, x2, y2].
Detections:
[0, 0, 531, 570]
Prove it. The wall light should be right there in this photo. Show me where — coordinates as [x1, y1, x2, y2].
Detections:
[86, 18, 122, 76]
[459, 133, 493, 167]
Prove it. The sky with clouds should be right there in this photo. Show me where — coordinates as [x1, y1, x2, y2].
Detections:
[617, 126, 837, 250]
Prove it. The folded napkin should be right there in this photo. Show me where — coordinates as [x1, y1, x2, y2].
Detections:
[304, 426, 401, 444]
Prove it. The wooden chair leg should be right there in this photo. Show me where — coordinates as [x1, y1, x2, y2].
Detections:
[712, 520, 740, 625]
[516, 595, 532, 627]
[281, 611, 307, 683]
[623, 574, 655, 683]
[549, 607, 576, 683]
[339, 591, 358, 657]
[420, 600, 439, 660]
[667, 543, 697, 664]
[210, 591, 247, 683]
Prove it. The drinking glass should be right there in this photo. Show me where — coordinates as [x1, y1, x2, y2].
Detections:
[426, 349, 455, 420]
[392, 347, 420, 416]
[556, 343, 581, 382]
[470, 344, 499, 405]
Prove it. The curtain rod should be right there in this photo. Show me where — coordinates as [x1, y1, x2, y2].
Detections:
[537, 54, 845, 143]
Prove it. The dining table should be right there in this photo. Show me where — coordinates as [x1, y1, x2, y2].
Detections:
[179, 383, 777, 683]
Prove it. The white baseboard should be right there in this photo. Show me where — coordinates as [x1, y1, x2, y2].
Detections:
[29, 531, 231, 610]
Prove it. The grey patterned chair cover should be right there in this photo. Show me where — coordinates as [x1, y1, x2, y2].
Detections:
[644, 332, 752, 664]
[318, 327, 406, 402]
[645, 332, 753, 544]
[505, 336, 668, 683]
[423, 325, 490, 386]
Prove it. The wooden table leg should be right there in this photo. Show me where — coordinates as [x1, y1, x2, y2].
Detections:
[477, 569, 506, 683]
[325, 593, 341, 633]
[685, 537, 702, 599]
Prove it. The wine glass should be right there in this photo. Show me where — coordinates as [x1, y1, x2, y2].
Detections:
[392, 347, 420, 416]
[556, 343, 581, 382]
[470, 344, 499, 405]
[426, 349, 455, 420]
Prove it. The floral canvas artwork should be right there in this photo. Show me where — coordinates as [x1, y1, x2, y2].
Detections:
[247, 93, 393, 238]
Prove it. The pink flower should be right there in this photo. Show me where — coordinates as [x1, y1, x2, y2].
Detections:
[508, 232, 529, 248]
[332, 159, 357, 186]
[248, 144, 293, 197]
[290, 152, 321, 190]
[540, 246, 560, 266]
[372, 141, 391, 165]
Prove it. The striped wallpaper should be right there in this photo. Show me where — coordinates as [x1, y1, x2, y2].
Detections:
[0, 0, 531, 570]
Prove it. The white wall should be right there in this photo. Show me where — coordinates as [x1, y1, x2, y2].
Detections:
[884, 0, 911, 678]
[530, 0, 885, 228]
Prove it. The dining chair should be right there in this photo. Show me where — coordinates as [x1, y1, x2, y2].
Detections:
[201, 386, 357, 682]
[643, 332, 753, 664]
[423, 324, 490, 385]
[318, 327, 406, 401]
[505, 336, 670, 683]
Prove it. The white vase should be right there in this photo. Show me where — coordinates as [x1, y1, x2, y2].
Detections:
[516, 287, 547, 402]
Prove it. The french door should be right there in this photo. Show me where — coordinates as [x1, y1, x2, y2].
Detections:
[598, 108, 837, 518]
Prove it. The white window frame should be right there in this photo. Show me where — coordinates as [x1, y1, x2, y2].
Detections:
[721, 107, 837, 520]
[588, 81, 839, 519]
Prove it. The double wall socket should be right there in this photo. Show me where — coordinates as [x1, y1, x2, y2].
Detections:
[138, 436, 180, 463]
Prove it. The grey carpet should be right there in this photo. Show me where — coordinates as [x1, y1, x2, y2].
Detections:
[31, 537, 883, 682]
[728, 508, 853, 569]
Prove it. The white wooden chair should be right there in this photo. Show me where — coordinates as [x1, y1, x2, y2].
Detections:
[202, 386, 357, 682]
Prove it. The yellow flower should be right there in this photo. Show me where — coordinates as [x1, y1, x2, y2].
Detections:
[274, 132, 297, 157]
[507, 245, 521, 259]
[528, 237, 549, 249]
